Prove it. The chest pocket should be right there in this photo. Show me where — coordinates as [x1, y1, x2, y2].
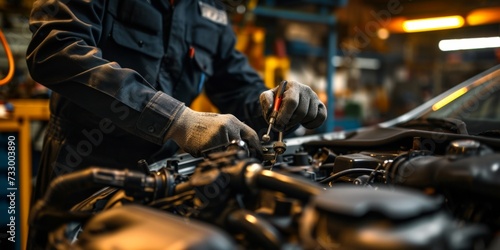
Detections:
[108, 0, 163, 58]
[192, 23, 220, 56]
[189, 1, 226, 77]
[193, 46, 214, 77]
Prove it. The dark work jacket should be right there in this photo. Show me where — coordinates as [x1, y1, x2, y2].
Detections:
[26, 0, 268, 205]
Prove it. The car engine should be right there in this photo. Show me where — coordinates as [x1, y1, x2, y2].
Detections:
[29, 125, 500, 250]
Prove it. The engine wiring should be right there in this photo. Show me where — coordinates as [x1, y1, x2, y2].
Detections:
[0, 28, 14, 86]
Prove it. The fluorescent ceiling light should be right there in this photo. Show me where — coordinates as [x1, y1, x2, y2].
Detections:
[403, 15, 464, 32]
[439, 36, 500, 51]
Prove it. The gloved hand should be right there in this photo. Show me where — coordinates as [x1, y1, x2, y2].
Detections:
[165, 107, 262, 158]
[260, 80, 327, 131]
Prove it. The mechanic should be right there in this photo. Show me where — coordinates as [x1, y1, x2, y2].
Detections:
[26, 0, 326, 206]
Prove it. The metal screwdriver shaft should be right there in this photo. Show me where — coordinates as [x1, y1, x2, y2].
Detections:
[262, 80, 288, 142]
[273, 131, 286, 163]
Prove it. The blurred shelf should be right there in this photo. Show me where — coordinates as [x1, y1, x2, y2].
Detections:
[253, 6, 336, 24]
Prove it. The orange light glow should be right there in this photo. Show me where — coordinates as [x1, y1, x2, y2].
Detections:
[467, 7, 500, 26]
[377, 28, 390, 40]
[403, 15, 464, 33]
[386, 17, 406, 33]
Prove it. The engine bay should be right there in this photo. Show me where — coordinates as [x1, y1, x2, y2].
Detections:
[28, 123, 500, 249]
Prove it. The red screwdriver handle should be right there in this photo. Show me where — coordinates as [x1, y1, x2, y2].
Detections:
[270, 80, 287, 120]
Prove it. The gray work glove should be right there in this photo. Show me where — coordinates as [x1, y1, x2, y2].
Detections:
[260, 80, 327, 131]
[166, 107, 262, 158]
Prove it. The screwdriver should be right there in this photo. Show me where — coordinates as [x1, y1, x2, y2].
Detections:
[262, 80, 287, 143]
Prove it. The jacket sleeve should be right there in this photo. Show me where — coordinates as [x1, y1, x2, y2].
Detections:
[203, 20, 269, 131]
[26, 0, 184, 145]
